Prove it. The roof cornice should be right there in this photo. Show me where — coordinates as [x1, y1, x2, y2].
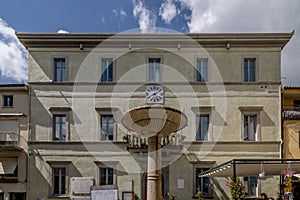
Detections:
[16, 32, 294, 49]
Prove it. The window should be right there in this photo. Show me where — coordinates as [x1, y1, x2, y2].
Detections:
[294, 100, 300, 110]
[244, 58, 256, 82]
[9, 193, 26, 200]
[244, 176, 257, 196]
[244, 115, 257, 141]
[53, 167, 66, 195]
[196, 59, 208, 82]
[3, 95, 13, 107]
[53, 114, 66, 141]
[100, 167, 114, 185]
[54, 58, 66, 82]
[196, 115, 209, 141]
[0, 193, 3, 200]
[101, 59, 113, 82]
[195, 168, 211, 197]
[148, 58, 161, 82]
[100, 115, 114, 141]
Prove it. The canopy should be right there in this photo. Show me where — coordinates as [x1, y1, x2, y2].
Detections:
[199, 159, 300, 177]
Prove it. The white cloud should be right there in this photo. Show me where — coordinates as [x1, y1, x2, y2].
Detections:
[0, 18, 27, 83]
[132, 0, 156, 32]
[159, 0, 178, 24]
[178, 0, 300, 86]
[112, 7, 127, 21]
[57, 29, 69, 33]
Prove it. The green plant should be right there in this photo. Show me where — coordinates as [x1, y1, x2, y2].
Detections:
[226, 176, 245, 200]
[196, 191, 204, 200]
[169, 194, 178, 200]
[131, 193, 139, 200]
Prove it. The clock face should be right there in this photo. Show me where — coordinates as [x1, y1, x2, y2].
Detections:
[146, 85, 163, 104]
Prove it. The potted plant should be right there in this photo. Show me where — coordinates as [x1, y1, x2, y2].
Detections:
[226, 176, 245, 200]
[169, 194, 178, 200]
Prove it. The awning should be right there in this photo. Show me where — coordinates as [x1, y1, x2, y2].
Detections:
[0, 158, 18, 175]
[199, 159, 300, 177]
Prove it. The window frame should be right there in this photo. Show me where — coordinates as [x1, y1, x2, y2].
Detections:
[196, 58, 209, 82]
[243, 176, 258, 197]
[100, 114, 115, 141]
[3, 95, 13, 108]
[242, 56, 258, 82]
[239, 107, 262, 142]
[50, 109, 70, 142]
[193, 165, 213, 198]
[52, 56, 67, 82]
[100, 58, 114, 82]
[95, 162, 117, 186]
[147, 57, 162, 83]
[49, 163, 69, 197]
[52, 114, 67, 141]
[196, 114, 210, 141]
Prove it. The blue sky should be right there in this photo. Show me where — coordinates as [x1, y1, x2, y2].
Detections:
[0, 0, 300, 85]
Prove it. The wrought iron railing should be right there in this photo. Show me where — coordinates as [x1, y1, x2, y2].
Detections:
[123, 133, 185, 149]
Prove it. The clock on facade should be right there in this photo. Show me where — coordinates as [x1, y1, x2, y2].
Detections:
[146, 85, 164, 104]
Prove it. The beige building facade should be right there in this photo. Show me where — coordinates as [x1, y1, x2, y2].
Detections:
[0, 84, 28, 200]
[17, 32, 292, 200]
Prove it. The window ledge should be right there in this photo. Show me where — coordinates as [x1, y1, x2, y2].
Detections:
[47, 195, 70, 199]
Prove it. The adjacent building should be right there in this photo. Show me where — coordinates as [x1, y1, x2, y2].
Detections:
[0, 84, 28, 200]
[283, 86, 300, 159]
[17, 32, 292, 200]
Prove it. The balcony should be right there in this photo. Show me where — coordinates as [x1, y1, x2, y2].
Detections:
[283, 105, 300, 120]
[0, 132, 19, 147]
[123, 132, 185, 150]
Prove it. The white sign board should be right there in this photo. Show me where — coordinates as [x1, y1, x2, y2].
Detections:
[177, 179, 184, 189]
[71, 177, 94, 195]
[91, 189, 118, 200]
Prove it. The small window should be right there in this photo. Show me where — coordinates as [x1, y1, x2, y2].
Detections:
[101, 59, 113, 82]
[196, 115, 209, 141]
[244, 115, 257, 141]
[100, 167, 114, 185]
[148, 58, 161, 82]
[53, 167, 66, 195]
[294, 100, 300, 110]
[244, 176, 258, 196]
[53, 114, 67, 141]
[54, 58, 66, 82]
[195, 168, 212, 197]
[100, 115, 114, 141]
[3, 95, 13, 107]
[244, 58, 256, 82]
[196, 59, 208, 82]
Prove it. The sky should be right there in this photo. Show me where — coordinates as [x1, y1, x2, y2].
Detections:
[0, 0, 299, 85]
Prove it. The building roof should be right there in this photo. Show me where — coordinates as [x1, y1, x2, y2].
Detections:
[16, 32, 294, 49]
[0, 84, 28, 92]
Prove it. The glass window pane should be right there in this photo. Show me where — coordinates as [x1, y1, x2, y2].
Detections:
[249, 60, 255, 81]
[196, 115, 209, 141]
[53, 115, 66, 141]
[101, 115, 114, 140]
[244, 60, 249, 82]
[149, 59, 160, 82]
[54, 58, 66, 82]
[197, 60, 208, 82]
[53, 168, 66, 195]
[101, 60, 113, 82]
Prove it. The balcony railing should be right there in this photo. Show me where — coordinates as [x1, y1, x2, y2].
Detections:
[123, 133, 185, 150]
[0, 132, 19, 146]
